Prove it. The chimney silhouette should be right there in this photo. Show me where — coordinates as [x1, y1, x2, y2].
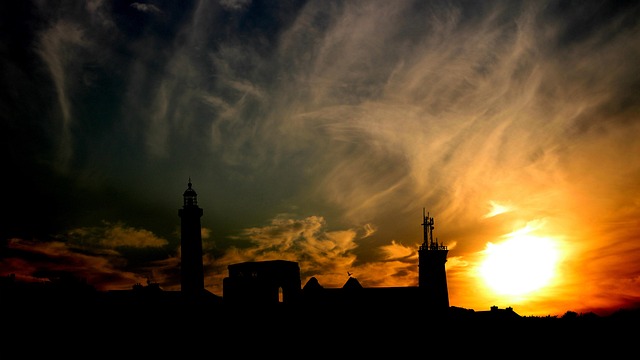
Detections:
[178, 178, 204, 300]
[418, 208, 450, 310]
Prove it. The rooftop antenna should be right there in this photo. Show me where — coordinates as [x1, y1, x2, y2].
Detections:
[422, 207, 434, 245]
[421, 207, 444, 250]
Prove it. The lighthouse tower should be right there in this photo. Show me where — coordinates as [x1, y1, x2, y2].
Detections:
[178, 178, 204, 300]
[418, 208, 450, 310]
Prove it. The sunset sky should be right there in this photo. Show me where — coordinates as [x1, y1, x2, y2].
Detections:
[2, 0, 639, 317]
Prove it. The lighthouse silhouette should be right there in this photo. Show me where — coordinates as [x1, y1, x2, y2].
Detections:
[178, 178, 205, 301]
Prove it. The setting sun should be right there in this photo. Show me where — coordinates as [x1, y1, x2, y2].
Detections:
[480, 232, 560, 297]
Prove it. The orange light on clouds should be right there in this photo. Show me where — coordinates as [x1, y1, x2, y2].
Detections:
[483, 201, 512, 218]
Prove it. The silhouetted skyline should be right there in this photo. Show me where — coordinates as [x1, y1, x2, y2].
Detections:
[2, 0, 640, 318]
[2, 180, 639, 356]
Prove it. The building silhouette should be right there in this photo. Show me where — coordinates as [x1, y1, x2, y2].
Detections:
[418, 208, 449, 309]
[223, 260, 302, 306]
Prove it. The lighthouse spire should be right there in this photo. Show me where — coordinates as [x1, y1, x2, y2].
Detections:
[179, 178, 204, 301]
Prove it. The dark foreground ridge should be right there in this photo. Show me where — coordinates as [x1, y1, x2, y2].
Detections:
[2, 274, 639, 357]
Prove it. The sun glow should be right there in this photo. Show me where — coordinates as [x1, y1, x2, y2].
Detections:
[480, 231, 559, 297]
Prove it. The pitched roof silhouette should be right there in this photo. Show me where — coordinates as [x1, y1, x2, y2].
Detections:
[303, 276, 323, 290]
[342, 276, 363, 289]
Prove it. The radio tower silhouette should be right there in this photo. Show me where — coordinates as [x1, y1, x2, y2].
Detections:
[418, 208, 450, 311]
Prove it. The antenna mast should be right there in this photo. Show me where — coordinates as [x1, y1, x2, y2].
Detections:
[421, 207, 444, 250]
